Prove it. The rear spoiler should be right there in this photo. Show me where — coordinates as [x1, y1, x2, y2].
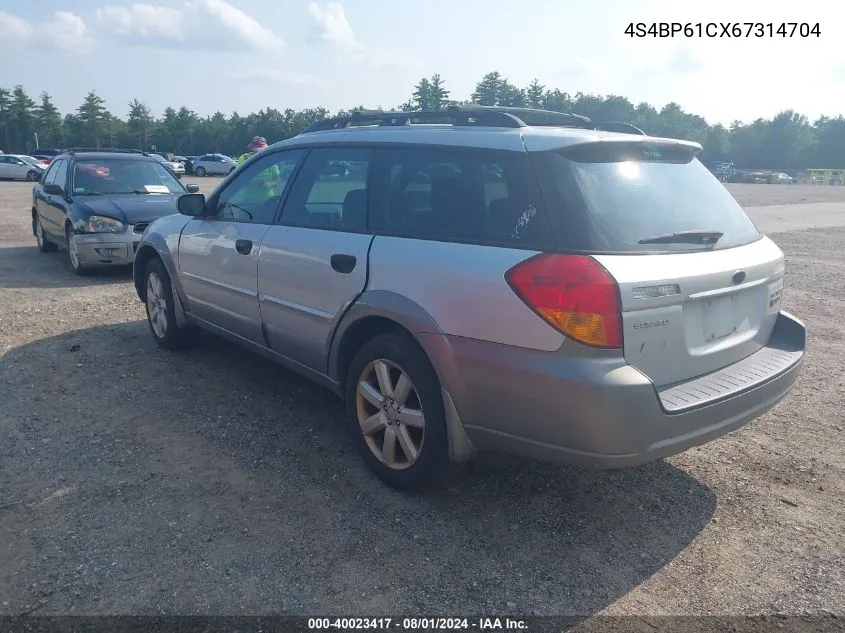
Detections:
[593, 122, 647, 135]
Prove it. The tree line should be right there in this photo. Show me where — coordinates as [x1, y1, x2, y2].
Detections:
[1, 72, 844, 170]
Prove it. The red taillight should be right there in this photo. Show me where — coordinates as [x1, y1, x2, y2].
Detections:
[505, 253, 622, 349]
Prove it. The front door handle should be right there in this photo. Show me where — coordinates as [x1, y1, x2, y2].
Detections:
[235, 239, 253, 255]
[330, 253, 357, 274]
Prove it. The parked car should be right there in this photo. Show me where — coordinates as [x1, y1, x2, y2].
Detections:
[132, 106, 806, 490]
[0, 154, 47, 181]
[31, 148, 63, 165]
[31, 148, 199, 275]
[150, 153, 185, 178]
[181, 156, 198, 175]
[192, 153, 237, 176]
[771, 172, 793, 184]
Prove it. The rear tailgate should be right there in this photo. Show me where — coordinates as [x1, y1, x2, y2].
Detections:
[528, 135, 785, 386]
[595, 237, 784, 386]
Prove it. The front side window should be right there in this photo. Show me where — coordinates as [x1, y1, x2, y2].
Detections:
[213, 149, 303, 224]
[279, 147, 372, 233]
[52, 159, 68, 191]
[370, 147, 551, 249]
[71, 159, 183, 195]
[40, 160, 60, 185]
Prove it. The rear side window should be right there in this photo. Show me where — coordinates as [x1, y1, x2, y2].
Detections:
[531, 142, 761, 253]
[370, 147, 551, 249]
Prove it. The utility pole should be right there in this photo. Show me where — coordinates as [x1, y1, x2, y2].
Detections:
[34, 131, 39, 149]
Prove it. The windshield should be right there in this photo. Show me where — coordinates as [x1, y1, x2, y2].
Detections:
[72, 159, 184, 195]
[530, 142, 761, 253]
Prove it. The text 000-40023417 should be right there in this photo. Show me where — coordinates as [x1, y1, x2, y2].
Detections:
[624, 22, 821, 38]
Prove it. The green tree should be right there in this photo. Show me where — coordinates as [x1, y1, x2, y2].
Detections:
[76, 90, 110, 147]
[525, 79, 546, 109]
[472, 72, 525, 107]
[35, 92, 64, 148]
[0, 88, 12, 152]
[6, 74, 845, 169]
[9, 85, 36, 153]
[127, 98, 155, 149]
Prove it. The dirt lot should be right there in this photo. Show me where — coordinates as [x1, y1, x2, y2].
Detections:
[0, 178, 843, 619]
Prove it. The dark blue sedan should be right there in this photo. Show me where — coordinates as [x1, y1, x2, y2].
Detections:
[31, 149, 199, 275]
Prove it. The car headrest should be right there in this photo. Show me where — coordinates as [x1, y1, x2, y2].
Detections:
[342, 188, 367, 230]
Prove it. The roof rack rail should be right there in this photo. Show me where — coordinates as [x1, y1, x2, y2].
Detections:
[62, 147, 148, 155]
[299, 105, 646, 136]
[300, 107, 528, 133]
[456, 105, 594, 128]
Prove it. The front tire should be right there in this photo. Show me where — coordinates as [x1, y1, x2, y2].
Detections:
[345, 333, 449, 491]
[34, 215, 58, 253]
[195, 167, 206, 177]
[144, 258, 200, 350]
[66, 227, 92, 276]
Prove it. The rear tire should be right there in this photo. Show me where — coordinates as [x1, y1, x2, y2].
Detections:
[345, 333, 450, 491]
[26, 170, 39, 182]
[195, 167, 206, 177]
[34, 215, 58, 253]
[144, 258, 200, 350]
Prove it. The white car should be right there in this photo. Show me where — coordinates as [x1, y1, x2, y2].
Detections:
[150, 153, 185, 177]
[0, 154, 47, 181]
[191, 153, 237, 176]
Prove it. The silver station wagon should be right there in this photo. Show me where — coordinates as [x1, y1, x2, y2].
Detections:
[133, 106, 806, 490]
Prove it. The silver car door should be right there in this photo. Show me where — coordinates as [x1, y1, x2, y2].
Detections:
[177, 149, 306, 345]
[257, 147, 374, 372]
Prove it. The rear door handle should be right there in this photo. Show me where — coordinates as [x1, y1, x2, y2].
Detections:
[330, 253, 357, 274]
[235, 239, 253, 255]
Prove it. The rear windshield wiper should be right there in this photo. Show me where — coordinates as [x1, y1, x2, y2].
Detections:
[638, 230, 724, 245]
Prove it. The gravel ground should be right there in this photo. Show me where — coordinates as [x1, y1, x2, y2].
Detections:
[0, 179, 843, 619]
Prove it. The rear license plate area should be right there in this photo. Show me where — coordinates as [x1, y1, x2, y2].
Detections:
[702, 295, 741, 342]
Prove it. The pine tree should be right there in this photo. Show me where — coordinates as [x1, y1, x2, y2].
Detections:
[127, 98, 154, 149]
[77, 90, 110, 147]
[36, 92, 64, 148]
[10, 85, 36, 152]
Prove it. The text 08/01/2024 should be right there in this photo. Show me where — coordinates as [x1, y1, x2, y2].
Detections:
[625, 22, 821, 38]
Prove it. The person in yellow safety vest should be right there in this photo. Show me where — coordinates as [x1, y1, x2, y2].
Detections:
[237, 136, 268, 165]
[236, 136, 281, 202]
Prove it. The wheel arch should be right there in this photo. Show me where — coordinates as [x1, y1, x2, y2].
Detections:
[133, 235, 190, 328]
[328, 290, 477, 461]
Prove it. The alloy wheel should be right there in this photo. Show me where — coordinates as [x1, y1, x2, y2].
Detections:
[68, 233, 81, 270]
[355, 359, 426, 470]
[146, 272, 168, 338]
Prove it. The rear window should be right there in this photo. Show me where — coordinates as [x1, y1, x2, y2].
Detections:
[530, 141, 761, 253]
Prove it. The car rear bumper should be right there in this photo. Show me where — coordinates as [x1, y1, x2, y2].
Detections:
[431, 310, 805, 468]
[73, 227, 145, 267]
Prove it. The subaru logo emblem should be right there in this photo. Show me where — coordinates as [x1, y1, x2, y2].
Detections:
[732, 270, 746, 284]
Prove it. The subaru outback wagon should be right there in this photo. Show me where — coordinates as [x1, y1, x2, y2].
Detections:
[132, 106, 805, 490]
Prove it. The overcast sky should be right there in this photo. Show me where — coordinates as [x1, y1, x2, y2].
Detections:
[1, 0, 843, 125]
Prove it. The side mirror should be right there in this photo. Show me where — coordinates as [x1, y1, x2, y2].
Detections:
[185, 183, 200, 193]
[43, 183, 64, 196]
[177, 192, 207, 216]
